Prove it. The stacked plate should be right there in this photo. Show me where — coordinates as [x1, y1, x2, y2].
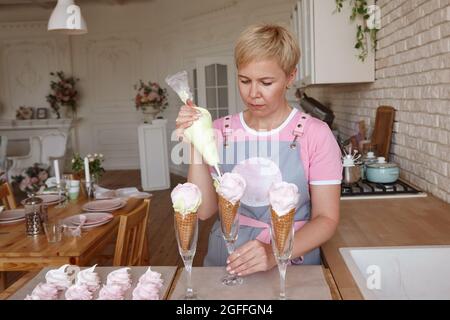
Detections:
[0, 209, 26, 225]
[20, 194, 65, 206]
[62, 212, 114, 230]
[82, 198, 126, 212]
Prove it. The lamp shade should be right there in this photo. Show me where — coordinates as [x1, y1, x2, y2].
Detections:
[48, 0, 88, 35]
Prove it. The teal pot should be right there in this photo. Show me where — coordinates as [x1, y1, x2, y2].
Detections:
[366, 162, 400, 183]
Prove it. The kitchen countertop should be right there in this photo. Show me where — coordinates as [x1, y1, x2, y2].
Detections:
[321, 194, 450, 300]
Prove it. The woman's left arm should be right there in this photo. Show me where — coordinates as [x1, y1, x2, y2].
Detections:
[290, 184, 340, 259]
[226, 185, 340, 276]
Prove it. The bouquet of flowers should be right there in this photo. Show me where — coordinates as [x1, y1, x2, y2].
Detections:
[71, 153, 105, 182]
[11, 163, 50, 195]
[134, 80, 169, 112]
[46, 71, 80, 119]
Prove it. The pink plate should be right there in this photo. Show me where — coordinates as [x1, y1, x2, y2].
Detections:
[82, 199, 126, 212]
[62, 212, 113, 228]
[0, 209, 26, 222]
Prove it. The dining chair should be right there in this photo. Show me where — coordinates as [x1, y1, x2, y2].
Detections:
[0, 182, 17, 210]
[113, 199, 150, 266]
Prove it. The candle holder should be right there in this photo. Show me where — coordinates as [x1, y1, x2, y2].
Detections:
[85, 180, 95, 199]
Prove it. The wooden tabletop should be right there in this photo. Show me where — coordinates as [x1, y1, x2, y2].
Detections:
[0, 195, 144, 272]
[321, 195, 450, 300]
[1, 265, 340, 300]
[169, 266, 333, 300]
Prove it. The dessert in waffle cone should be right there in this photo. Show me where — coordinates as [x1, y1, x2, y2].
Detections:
[270, 208, 295, 253]
[218, 194, 239, 236]
[175, 212, 197, 251]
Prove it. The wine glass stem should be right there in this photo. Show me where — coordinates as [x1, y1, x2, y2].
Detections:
[185, 258, 194, 298]
[278, 261, 288, 300]
[225, 241, 235, 255]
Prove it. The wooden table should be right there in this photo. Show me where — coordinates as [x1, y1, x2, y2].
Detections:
[0, 195, 144, 274]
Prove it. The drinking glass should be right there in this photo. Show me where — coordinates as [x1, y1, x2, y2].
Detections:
[218, 202, 243, 286]
[270, 221, 294, 300]
[174, 213, 199, 300]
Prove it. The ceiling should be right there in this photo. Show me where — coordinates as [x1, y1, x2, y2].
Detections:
[0, 0, 143, 8]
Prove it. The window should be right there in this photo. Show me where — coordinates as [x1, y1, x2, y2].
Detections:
[195, 57, 237, 120]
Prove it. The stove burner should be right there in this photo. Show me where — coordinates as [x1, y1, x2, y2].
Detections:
[341, 180, 422, 197]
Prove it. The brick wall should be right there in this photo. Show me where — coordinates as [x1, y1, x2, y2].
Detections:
[306, 0, 450, 203]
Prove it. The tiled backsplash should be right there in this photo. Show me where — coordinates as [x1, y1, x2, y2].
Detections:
[306, 0, 450, 203]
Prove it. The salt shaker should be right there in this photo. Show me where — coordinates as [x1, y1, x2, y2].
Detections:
[24, 197, 43, 236]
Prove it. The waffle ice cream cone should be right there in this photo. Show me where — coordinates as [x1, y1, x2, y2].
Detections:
[270, 208, 295, 253]
[175, 212, 197, 251]
[218, 194, 239, 235]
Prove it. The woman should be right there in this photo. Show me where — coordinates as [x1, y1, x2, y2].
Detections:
[175, 24, 342, 276]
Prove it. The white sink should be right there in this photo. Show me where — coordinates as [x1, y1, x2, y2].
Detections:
[339, 246, 450, 300]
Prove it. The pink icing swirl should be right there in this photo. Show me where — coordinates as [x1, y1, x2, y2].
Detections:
[106, 267, 132, 291]
[45, 264, 80, 290]
[65, 284, 93, 300]
[137, 267, 163, 288]
[269, 182, 299, 215]
[132, 284, 160, 300]
[216, 172, 246, 204]
[170, 183, 202, 214]
[75, 265, 101, 292]
[24, 282, 58, 300]
[97, 284, 125, 300]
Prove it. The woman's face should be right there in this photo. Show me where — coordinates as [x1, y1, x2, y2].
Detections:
[238, 58, 296, 118]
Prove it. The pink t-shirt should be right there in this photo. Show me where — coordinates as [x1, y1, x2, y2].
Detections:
[211, 108, 342, 185]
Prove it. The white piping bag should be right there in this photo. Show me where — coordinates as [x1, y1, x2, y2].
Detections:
[165, 71, 221, 177]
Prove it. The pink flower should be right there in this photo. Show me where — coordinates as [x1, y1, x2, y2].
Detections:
[31, 177, 39, 184]
[148, 92, 159, 102]
[19, 176, 31, 192]
[38, 171, 48, 182]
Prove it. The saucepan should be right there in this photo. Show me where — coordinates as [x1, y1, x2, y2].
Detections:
[365, 162, 400, 183]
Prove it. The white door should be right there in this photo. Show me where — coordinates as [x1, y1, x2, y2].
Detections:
[195, 57, 239, 120]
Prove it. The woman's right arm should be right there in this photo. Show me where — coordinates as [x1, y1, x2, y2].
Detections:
[176, 102, 218, 220]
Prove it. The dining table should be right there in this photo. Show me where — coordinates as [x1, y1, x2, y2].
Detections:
[0, 193, 145, 291]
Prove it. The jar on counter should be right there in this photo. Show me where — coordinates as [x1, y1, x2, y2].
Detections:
[24, 197, 43, 236]
[360, 151, 378, 180]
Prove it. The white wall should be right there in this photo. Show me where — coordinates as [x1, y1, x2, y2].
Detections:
[307, 0, 450, 203]
[0, 0, 297, 175]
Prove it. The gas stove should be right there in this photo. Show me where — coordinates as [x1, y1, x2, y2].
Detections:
[341, 179, 427, 200]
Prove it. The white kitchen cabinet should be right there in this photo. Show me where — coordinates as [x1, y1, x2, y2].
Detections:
[291, 0, 375, 86]
[138, 120, 170, 191]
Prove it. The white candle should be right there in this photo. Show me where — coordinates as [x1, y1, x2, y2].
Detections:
[54, 160, 60, 185]
[84, 157, 90, 183]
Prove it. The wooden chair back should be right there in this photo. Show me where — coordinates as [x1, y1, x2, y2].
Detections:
[113, 199, 150, 266]
[0, 183, 17, 210]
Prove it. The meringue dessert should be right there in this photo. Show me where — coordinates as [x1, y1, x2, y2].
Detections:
[215, 172, 246, 236]
[106, 267, 132, 292]
[171, 183, 201, 251]
[75, 264, 101, 292]
[65, 284, 93, 300]
[45, 264, 80, 291]
[97, 284, 125, 300]
[268, 182, 300, 254]
[24, 282, 58, 300]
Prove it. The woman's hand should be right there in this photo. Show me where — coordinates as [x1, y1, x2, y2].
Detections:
[175, 99, 201, 142]
[226, 240, 277, 276]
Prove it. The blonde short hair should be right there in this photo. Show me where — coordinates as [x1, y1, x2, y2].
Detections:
[234, 23, 300, 75]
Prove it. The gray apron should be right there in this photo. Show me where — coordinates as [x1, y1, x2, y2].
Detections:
[204, 112, 321, 266]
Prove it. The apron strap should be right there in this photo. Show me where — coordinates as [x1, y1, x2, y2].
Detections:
[290, 113, 311, 149]
[222, 115, 233, 147]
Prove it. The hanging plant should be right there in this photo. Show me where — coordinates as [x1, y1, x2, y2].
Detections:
[335, 0, 379, 61]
